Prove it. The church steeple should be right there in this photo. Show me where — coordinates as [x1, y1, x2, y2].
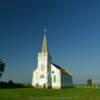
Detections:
[41, 29, 48, 53]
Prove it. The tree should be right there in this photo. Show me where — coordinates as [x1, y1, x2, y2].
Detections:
[87, 79, 92, 87]
[0, 59, 5, 78]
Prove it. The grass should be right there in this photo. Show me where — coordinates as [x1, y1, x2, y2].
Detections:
[0, 87, 100, 100]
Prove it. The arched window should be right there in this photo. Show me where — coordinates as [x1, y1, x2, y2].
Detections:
[40, 74, 45, 79]
[52, 71, 54, 73]
[53, 75, 56, 83]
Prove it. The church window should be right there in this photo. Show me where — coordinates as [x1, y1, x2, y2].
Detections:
[53, 75, 56, 83]
[40, 74, 45, 79]
[52, 71, 54, 73]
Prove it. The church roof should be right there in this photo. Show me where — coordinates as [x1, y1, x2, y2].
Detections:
[41, 29, 48, 53]
[52, 63, 72, 76]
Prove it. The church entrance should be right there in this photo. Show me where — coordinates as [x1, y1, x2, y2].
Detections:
[43, 84, 46, 88]
[36, 83, 39, 88]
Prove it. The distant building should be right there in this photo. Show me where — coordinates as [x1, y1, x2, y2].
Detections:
[32, 30, 73, 89]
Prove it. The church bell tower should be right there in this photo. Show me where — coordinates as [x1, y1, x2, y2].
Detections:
[37, 29, 51, 88]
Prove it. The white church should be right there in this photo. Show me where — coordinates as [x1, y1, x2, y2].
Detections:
[32, 30, 73, 89]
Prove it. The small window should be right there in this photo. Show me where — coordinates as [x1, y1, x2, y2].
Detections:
[53, 75, 56, 83]
[52, 71, 54, 73]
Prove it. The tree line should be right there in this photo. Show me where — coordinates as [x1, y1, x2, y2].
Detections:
[0, 59, 5, 78]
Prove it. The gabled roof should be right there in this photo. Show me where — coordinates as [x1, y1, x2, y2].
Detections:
[52, 63, 72, 76]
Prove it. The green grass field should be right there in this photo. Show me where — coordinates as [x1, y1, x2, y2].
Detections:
[0, 87, 100, 100]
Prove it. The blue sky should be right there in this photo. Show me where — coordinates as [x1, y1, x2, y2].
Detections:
[0, 0, 100, 84]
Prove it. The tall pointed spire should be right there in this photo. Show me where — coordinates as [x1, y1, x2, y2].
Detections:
[41, 29, 48, 53]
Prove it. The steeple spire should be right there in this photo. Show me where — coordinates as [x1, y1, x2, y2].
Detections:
[41, 29, 48, 53]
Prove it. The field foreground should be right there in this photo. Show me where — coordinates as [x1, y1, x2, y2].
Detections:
[0, 87, 100, 100]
